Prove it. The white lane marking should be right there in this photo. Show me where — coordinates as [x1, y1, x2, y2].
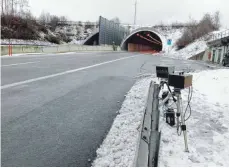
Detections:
[1, 61, 40, 67]
[1, 54, 142, 90]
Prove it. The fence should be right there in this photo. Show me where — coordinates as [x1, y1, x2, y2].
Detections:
[208, 29, 229, 42]
[98, 16, 129, 46]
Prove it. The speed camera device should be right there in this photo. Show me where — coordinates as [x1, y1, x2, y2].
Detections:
[156, 66, 175, 79]
[168, 73, 193, 89]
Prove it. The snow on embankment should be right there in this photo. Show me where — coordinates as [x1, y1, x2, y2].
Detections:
[170, 40, 207, 59]
[160, 29, 228, 59]
[155, 27, 184, 52]
[0, 39, 55, 46]
[92, 77, 152, 167]
[159, 69, 229, 166]
[92, 65, 229, 167]
[152, 27, 184, 53]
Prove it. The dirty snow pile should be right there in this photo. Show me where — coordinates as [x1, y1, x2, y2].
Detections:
[92, 77, 152, 167]
[159, 69, 229, 166]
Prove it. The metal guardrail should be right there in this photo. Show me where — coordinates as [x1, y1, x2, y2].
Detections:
[135, 82, 161, 167]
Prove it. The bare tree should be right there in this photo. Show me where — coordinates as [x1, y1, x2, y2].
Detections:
[59, 16, 68, 22]
[85, 20, 94, 30]
[176, 12, 221, 48]
[78, 21, 83, 27]
[1, 0, 29, 16]
[111, 17, 121, 24]
[213, 11, 220, 30]
[50, 15, 60, 31]
[39, 11, 51, 25]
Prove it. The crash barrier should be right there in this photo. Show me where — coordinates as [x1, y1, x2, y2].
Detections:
[135, 82, 161, 167]
[1, 44, 121, 56]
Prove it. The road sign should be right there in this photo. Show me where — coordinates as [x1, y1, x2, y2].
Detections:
[167, 39, 172, 45]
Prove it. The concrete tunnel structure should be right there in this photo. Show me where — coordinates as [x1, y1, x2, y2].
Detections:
[83, 27, 166, 53]
[83, 30, 99, 45]
[121, 27, 166, 53]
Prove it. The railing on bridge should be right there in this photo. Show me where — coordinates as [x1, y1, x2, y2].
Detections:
[57, 21, 98, 26]
[208, 29, 229, 42]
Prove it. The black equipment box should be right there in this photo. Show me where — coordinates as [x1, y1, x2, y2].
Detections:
[168, 74, 193, 89]
[166, 108, 175, 126]
[156, 66, 175, 79]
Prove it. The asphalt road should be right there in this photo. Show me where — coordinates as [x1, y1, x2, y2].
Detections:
[1, 52, 208, 166]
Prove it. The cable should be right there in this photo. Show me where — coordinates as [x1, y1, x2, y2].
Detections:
[165, 82, 177, 102]
[184, 86, 193, 121]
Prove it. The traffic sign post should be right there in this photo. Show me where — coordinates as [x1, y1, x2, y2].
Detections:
[167, 39, 172, 53]
[167, 39, 172, 46]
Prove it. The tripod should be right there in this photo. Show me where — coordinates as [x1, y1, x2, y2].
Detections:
[159, 81, 189, 152]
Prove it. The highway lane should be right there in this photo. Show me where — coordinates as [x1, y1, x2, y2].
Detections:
[1, 52, 208, 166]
[1, 52, 136, 85]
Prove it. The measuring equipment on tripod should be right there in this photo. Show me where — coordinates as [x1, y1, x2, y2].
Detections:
[156, 66, 193, 152]
[168, 73, 193, 89]
[156, 66, 175, 79]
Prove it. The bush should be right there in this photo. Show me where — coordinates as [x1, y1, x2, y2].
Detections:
[1, 15, 40, 40]
[55, 32, 71, 43]
[176, 12, 221, 48]
[44, 34, 60, 44]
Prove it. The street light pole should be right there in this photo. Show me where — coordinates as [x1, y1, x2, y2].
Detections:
[134, 0, 137, 25]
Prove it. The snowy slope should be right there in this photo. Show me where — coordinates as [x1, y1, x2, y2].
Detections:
[170, 40, 207, 59]
[92, 67, 229, 167]
[155, 27, 184, 52]
[0, 39, 55, 46]
[159, 69, 229, 167]
[160, 29, 229, 59]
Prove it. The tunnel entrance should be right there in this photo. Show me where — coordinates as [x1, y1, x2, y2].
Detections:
[122, 31, 163, 53]
[84, 32, 99, 45]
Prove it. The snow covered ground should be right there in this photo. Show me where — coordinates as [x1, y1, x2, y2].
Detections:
[159, 69, 229, 167]
[0, 39, 55, 46]
[69, 39, 84, 45]
[155, 27, 184, 52]
[160, 29, 229, 60]
[167, 40, 207, 60]
[93, 68, 229, 167]
[92, 77, 152, 167]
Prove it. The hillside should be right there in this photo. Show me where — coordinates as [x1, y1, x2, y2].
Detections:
[1, 15, 95, 45]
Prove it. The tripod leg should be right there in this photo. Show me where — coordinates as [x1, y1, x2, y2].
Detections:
[177, 94, 189, 152]
[176, 94, 181, 132]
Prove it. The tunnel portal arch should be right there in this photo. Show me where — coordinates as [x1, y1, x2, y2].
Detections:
[83, 31, 99, 45]
[121, 27, 165, 52]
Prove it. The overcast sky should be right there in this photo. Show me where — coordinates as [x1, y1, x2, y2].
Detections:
[29, 0, 228, 28]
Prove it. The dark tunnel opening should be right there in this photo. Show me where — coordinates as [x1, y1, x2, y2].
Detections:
[84, 32, 99, 45]
[123, 31, 162, 53]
